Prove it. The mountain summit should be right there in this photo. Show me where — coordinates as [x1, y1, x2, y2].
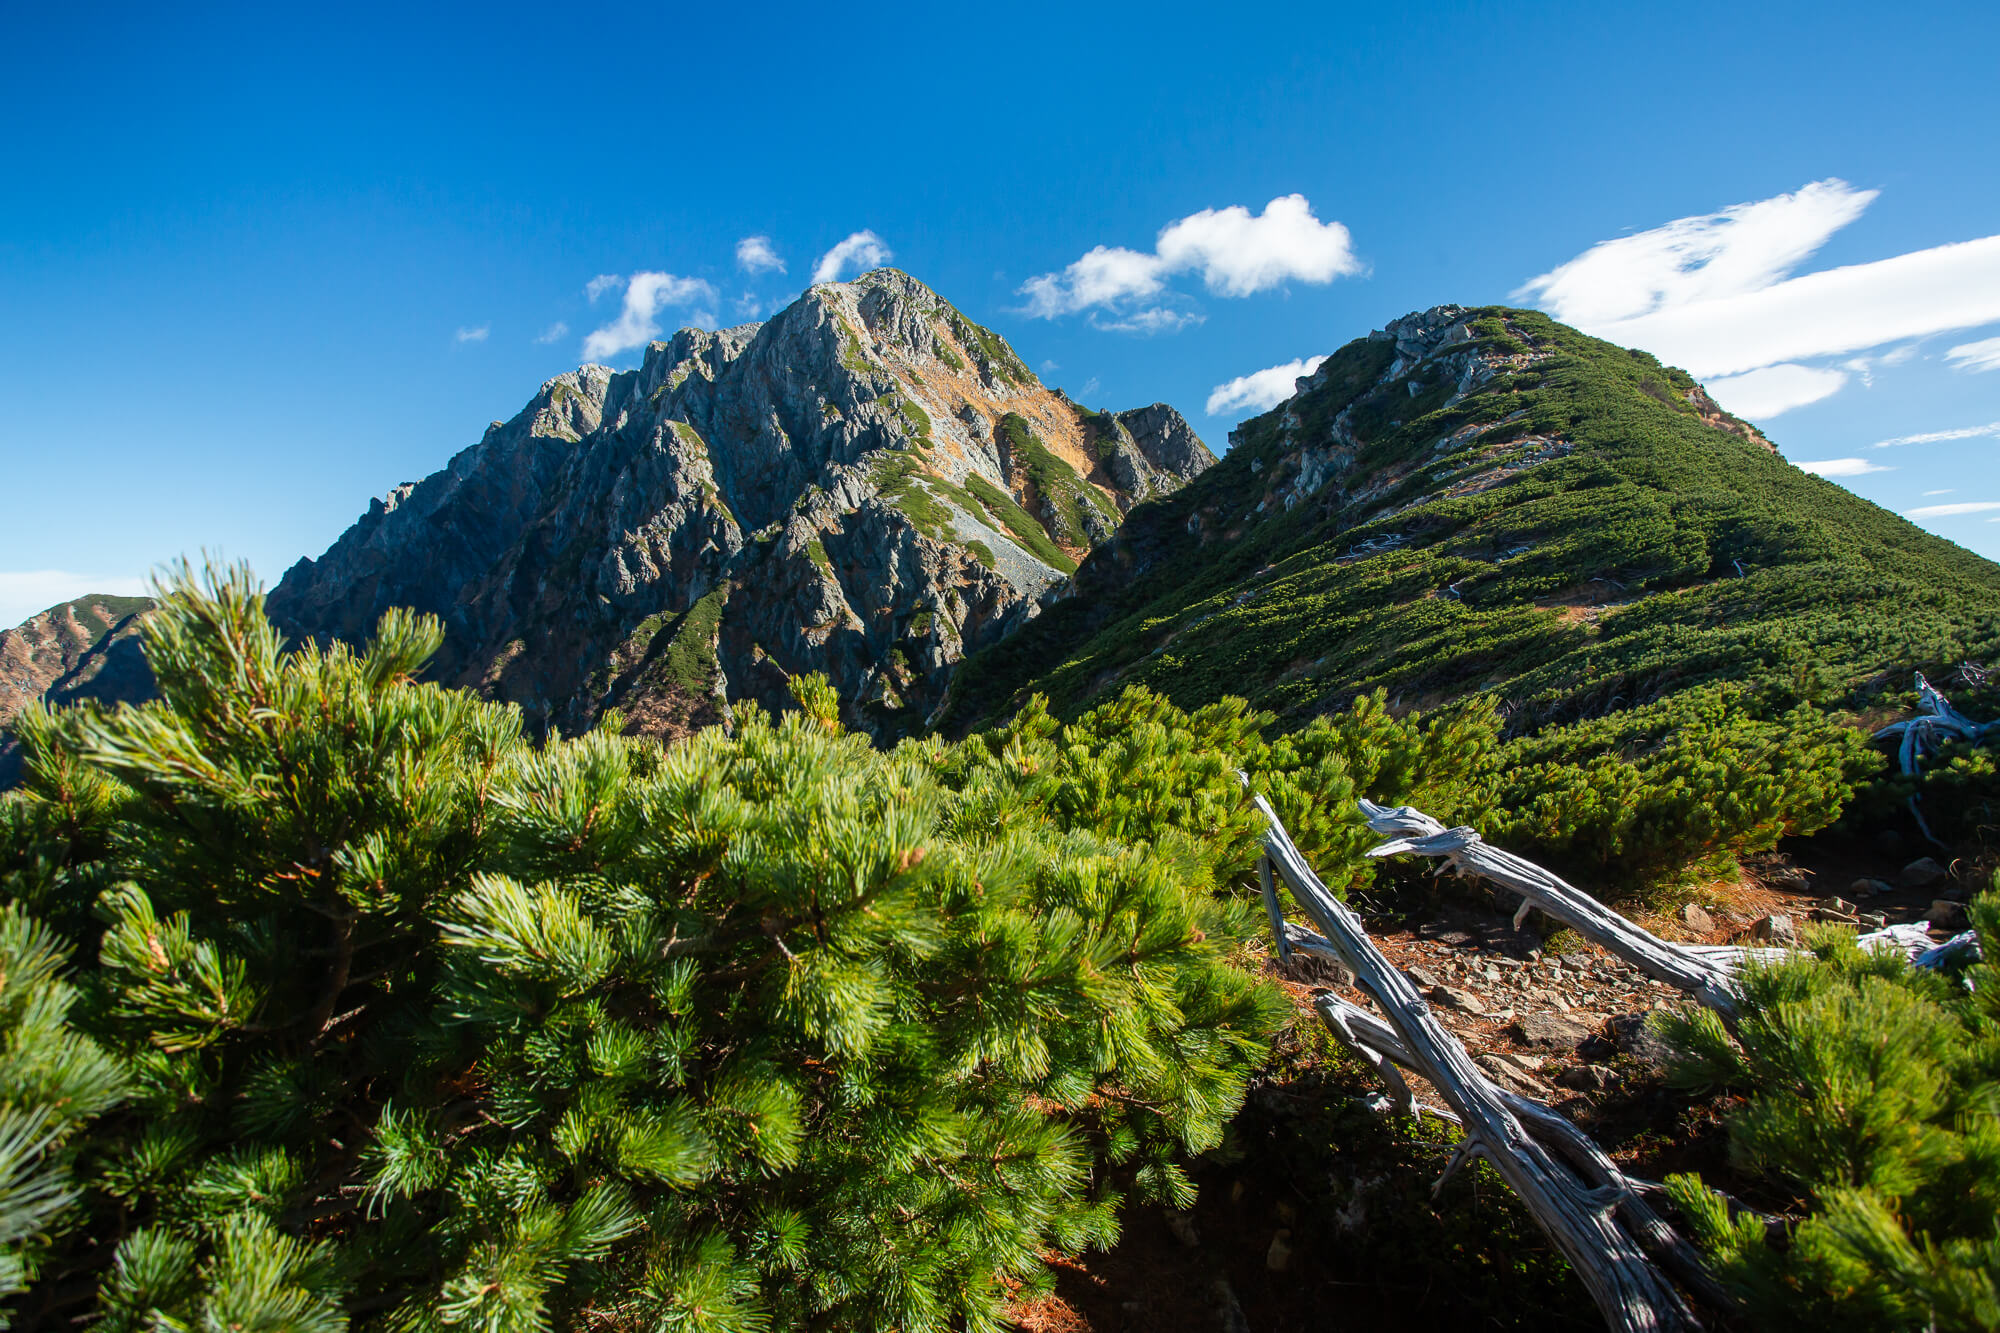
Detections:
[948, 305, 2000, 732]
[268, 270, 1212, 739]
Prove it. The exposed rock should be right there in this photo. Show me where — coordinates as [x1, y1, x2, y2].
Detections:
[1929, 900, 1969, 931]
[1609, 1013, 1675, 1069]
[1557, 1064, 1618, 1092]
[1512, 1012, 1589, 1052]
[1476, 1053, 1552, 1098]
[1264, 1228, 1294, 1273]
[1430, 985, 1488, 1016]
[0, 594, 157, 786]
[1752, 913, 1797, 945]
[1677, 903, 1714, 933]
[1850, 877, 1893, 898]
[1901, 857, 1949, 890]
[1763, 864, 1810, 892]
[265, 270, 1212, 743]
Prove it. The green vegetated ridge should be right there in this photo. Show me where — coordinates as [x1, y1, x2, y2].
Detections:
[996, 412, 1118, 549]
[954, 307, 2000, 736]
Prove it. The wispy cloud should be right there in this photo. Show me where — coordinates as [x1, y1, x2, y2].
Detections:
[1796, 457, 1891, 478]
[1206, 354, 1329, 416]
[536, 321, 569, 344]
[1872, 421, 2000, 448]
[1517, 179, 2000, 388]
[1906, 501, 2000, 519]
[582, 273, 719, 361]
[1924, 489, 1954, 496]
[1946, 336, 2000, 373]
[736, 235, 786, 275]
[1094, 307, 1203, 335]
[812, 231, 893, 284]
[0, 570, 149, 628]
[585, 274, 622, 303]
[1704, 363, 1847, 418]
[1021, 195, 1361, 330]
[455, 325, 490, 343]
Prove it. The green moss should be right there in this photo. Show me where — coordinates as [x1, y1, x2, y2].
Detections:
[907, 610, 935, 637]
[965, 541, 996, 570]
[804, 537, 832, 574]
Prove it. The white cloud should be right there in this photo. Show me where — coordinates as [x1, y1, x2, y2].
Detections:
[1924, 489, 1954, 496]
[1906, 501, 2000, 519]
[581, 273, 720, 361]
[1795, 457, 1891, 478]
[811, 230, 893, 284]
[585, 274, 622, 303]
[1946, 336, 2000, 373]
[1039, 359, 1059, 373]
[535, 321, 569, 344]
[455, 325, 489, 343]
[1872, 421, 2000, 448]
[1704, 363, 1848, 418]
[1093, 307, 1203, 335]
[736, 235, 786, 275]
[0, 571, 149, 629]
[1021, 195, 1361, 325]
[1079, 376, 1101, 398]
[1205, 354, 1329, 416]
[1517, 179, 2000, 387]
[732, 292, 763, 319]
[1518, 179, 1875, 327]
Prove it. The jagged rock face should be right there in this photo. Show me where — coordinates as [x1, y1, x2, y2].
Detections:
[268, 269, 1213, 742]
[0, 595, 156, 785]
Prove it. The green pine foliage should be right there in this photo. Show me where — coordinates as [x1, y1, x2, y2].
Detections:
[1658, 883, 2000, 1330]
[0, 563, 1300, 1331]
[946, 307, 2000, 818]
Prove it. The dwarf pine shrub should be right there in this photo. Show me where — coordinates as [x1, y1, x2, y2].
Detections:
[0, 564, 1290, 1332]
[1659, 889, 2000, 1330]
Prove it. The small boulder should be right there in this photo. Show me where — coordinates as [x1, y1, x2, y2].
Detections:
[1901, 857, 1949, 890]
[1430, 985, 1488, 1016]
[1752, 913, 1797, 945]
[1678, 903, 1715, 932]
[1851, 877, 1894, 898]
[1858, 912, 1888, 930]
[1405, 964, 1441, 989]
[1929, 900, 1969, 931]
[1609, 1012, 1675, 1069]
[1557, 1064, 1617, 1092]
[1265, 1228, 1293, 1273]
[1512, 1012, 1590, 1051]
[1764, 865, 1810, 892]
[1475, 1053, 1551, 1098]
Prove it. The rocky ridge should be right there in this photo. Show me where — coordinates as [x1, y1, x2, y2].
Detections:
[268, 269, 1213, 741]
[0, 594, 157, 784]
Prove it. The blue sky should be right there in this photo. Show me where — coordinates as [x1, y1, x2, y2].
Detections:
[4, 0, 1998, 625]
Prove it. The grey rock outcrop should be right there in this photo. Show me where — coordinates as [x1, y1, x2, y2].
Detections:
[268, 270, 1212, 742]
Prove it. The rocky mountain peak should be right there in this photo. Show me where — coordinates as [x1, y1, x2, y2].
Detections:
[267, 269, 1214, 743]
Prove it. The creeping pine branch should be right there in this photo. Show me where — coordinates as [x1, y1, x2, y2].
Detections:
[1357, 800, 1754, 1020]
[1251, 794, 1702, 1332]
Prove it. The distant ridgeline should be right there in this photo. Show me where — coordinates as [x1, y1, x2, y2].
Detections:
[0, 594, 155, 785]
[947, 305, 2000, 739]
[265, 269, 1213, 745]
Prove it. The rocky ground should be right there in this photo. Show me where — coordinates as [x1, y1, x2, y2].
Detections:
[1006, 836, 1988, 1332]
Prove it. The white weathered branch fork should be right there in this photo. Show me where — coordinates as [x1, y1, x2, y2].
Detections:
[1252, 794, 1707, 1331]
[1354, 799, 1789, 1021]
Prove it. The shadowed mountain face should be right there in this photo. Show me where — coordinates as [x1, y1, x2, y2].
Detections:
[266, 269, 1213, 742]
[945, 305, 2000, 734]
[0, 594, 156, 784]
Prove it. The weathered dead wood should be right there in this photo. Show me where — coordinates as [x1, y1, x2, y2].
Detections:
[1253, 794, 1701, 1332]
[1357, 800, 1752, 1018]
